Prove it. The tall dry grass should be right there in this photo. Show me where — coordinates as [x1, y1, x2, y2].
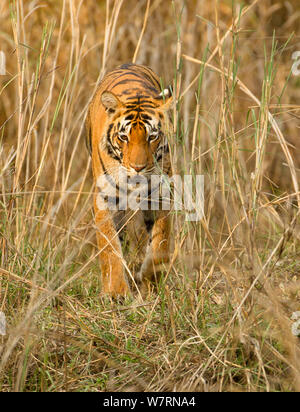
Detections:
[0, 0, 300, 391]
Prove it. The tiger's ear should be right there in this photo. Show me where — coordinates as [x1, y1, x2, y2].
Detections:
[101, 91, 123, 111]
[158, 86, 173, 111]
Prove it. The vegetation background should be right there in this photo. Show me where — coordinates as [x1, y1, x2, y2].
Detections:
[0, 0, 300, 391]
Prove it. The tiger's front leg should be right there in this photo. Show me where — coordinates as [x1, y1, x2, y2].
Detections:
[137, 210, 170, 286]
[94, 198, 130, 297]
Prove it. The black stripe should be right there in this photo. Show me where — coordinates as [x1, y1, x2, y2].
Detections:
[143, 211, 155, 233]
[118, 64, 161, 90]
[141, 113, 152, 121]
[125, 114, 135, 121]
[106, 138, 121, 161]
[98, 148, 126, 194]
[117, 69, 159, 88]
[98, 192, 120, 208]
[106, 123, 122, 161]
[125, 94, 150, 101]
[113, 78, 158, 94]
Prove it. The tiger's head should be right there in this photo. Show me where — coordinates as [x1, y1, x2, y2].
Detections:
[101, 88, 172, 177]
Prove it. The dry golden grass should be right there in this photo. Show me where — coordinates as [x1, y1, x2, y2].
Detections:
[0, 0, 300, 392]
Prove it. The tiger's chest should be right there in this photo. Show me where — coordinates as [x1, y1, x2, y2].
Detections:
[96, 165, 163, 214]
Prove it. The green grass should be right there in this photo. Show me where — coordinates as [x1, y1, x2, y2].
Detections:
[0, 0, 300, 392]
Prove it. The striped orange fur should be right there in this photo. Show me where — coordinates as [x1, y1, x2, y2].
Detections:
[86, 63, 173, 296]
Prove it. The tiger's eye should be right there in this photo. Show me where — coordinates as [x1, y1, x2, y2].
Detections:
[148, 133, 159, 142]
[118, 134, 128, 142]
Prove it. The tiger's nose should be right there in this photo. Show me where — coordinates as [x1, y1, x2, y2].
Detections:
[130, 163, 147, 172]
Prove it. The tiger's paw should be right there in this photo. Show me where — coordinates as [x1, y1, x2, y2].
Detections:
[101, 272, 131, 298]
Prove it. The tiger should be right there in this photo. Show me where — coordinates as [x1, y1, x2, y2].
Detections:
[86, 63, 173, 297]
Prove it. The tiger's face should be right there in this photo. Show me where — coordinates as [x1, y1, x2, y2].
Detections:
[101, 90, 172, 177]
